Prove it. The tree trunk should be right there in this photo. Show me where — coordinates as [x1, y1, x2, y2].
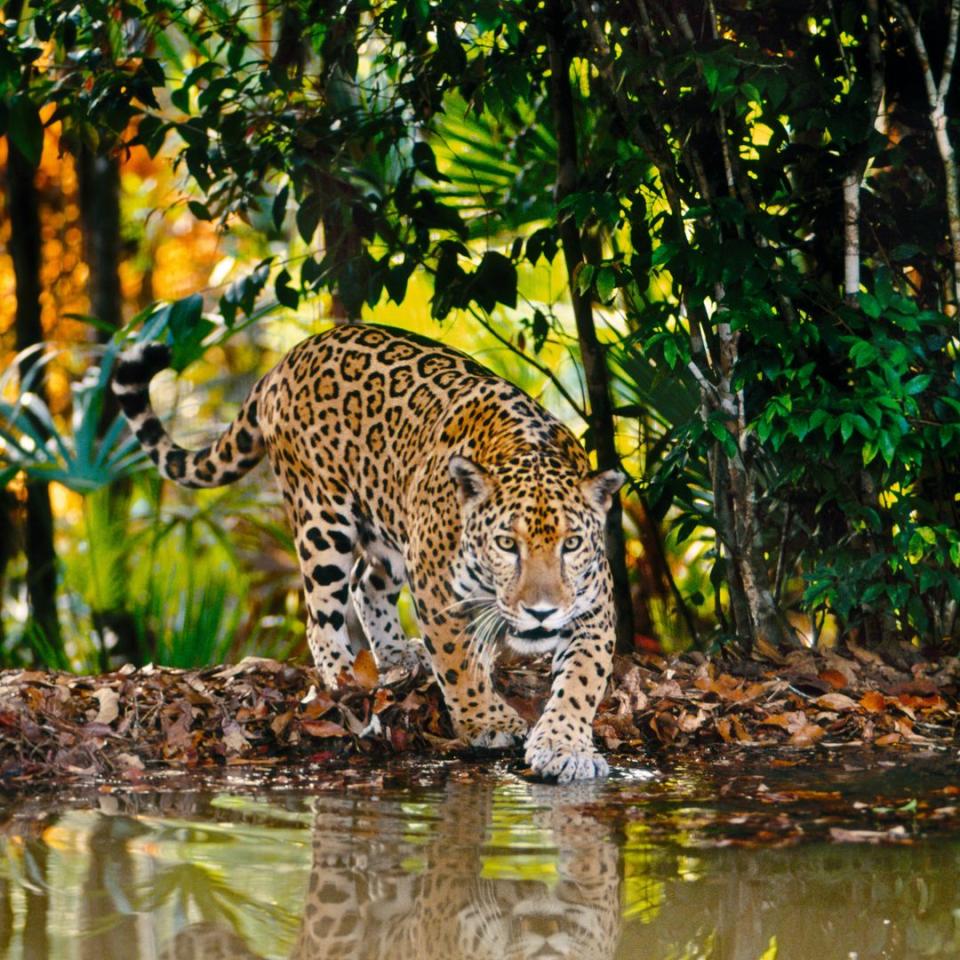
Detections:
[7, 138, 64, 662]
[548, 7, 634, 653]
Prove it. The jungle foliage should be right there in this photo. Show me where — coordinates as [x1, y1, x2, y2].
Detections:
[2, 0, 960, 665]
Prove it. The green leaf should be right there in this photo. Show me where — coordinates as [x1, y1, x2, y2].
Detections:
[879, 430, 896, 465]
[8, 93, 43, 167]
[651, 241, 680, 267]
[296, 195, 323, 245]
[385, 261, 414, 304]
[168, 294, 204, 342]
[707, 417, 737, 457]
[663, 337, 678, 369]
[904, 373, 932, 396]
[412, 141, 449, 182]
[272, 184, 289, 231]
[858, 292, 882, 318]
[596, 266, 617, 302]
[472, 251, 517, 311]
[275, 268, 299, 309]
[576, 263, 595, 295]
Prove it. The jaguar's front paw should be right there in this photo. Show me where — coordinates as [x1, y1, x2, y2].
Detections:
[524, 727, 609, 783]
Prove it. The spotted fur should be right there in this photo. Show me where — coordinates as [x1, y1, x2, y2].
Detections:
[113, 324, 624, 781]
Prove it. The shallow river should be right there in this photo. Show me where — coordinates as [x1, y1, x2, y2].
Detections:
[2, 752, 959, 959]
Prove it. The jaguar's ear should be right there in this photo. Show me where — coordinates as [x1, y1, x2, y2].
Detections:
[580, 468, 626, 514]
[449, 454, 492, 505]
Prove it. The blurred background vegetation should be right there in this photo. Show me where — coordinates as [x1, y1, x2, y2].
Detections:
[1, 0, 959, 672]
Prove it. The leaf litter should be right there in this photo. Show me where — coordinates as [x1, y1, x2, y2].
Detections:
[2, 646, 960, 843]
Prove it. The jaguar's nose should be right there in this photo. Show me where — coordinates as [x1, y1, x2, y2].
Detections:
[522, 604, 558, 623]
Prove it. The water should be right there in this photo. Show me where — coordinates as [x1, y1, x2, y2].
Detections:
[2, 753, 960, 959]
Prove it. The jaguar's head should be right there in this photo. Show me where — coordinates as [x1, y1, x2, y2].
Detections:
[449, 453, 624, 655]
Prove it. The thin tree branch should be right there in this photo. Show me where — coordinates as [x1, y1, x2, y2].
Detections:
[890, 0, 960, 311]
[464, 305, 590, 423]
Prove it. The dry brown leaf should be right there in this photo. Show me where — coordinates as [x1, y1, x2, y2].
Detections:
[679, 710, 708, 733]
[615, 668, 650, 712]
[352, 650, 379, 691]
[399, 690, 425, 712]
[846, 638, 886, 667]
[898, 693, 947, 714]
[894, 717, 928, 741]
[695, 673, 742, 699]
[874, 732, 902, 746]
[815, 692, 859, 712]
[731, 715, 752, 742]
[715, 717, 733, 742]
[115, 752, 144, 772]
[93, 687, 120, 725]
[648, 679, 683, 699]
[650, 712, 679, 743]
[860, 690, 886, 712]
[760, 712, 792, 728]
[301, 694, 336, 719]
[822, 653, 860, 685]
[891, 697, 916, 720]
[373, 689, 394, 714]
[222, 721, 251, 755]
[788, 722, 825, 747]
[271, 710, 294, 736]
[818, 669, 849, 690]
[302, 719, 349, 738]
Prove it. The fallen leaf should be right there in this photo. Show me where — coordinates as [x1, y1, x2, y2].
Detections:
[302, 719, 349, 738]
[649, 679, 684, 699]
[399, 690, 425, 712]
[788, 722, 825, 747]
[860, 690, 886, 712]
[679, 710, 708, 733]
[301, 693, 336, 718]
[874, 732, 902, 746]
[271, 710, 294, 736]
[845, 638, 886, 667]
[894, 717, 928, 741]
[115, 752, 144, 771]
[822, 653, 859, 685]
[761, 712, 792, 728]
[352, 650, 379, 691]
[222, 721, 251, 755]
[818, 669, 849, 690]
[815, 692, 858, 712]
[93, 687, 120, 725]
[650, 711, 679, 743]
[732, 715, 752, 742]
[373, 689, 394, 714]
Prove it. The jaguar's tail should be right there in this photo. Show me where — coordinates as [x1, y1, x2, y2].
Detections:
[111, 342, 266, 488]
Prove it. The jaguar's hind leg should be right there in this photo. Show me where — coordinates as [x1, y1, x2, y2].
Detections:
[350, 553, 430, 675]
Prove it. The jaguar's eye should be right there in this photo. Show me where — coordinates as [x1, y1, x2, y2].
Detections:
[495, 535, 518, 553]
[562, 535, 583, 552]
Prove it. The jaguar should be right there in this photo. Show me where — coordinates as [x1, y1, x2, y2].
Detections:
[113, 323, 623, 781]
